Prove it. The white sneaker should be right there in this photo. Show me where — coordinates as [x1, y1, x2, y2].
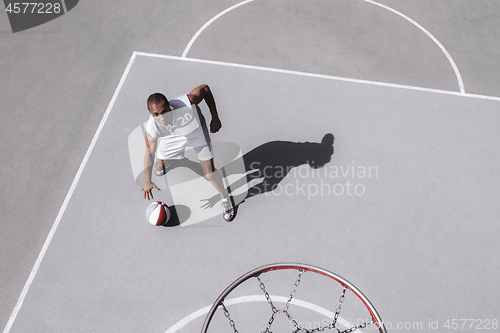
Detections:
[221, 198, 235, 222]
[154, 168, 166, 177]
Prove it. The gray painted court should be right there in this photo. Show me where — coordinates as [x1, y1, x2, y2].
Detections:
[1, 1, 500, 333]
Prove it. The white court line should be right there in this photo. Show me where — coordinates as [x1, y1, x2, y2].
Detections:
[164, 295, 356, 333]
[136, 52, 500, 102]
[363, 0, 465, 93]
[60, 0, 68, 13]
[182, 0, 255, 58]
[182, 0, 465, 94]
[1, 53, 139, 333]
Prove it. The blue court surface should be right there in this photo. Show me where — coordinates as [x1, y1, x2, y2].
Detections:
[5, 53, 499, 332]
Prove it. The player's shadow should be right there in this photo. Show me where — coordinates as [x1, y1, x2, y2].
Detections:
[142, 133, 334, 221]
[199, 133, 335, 210]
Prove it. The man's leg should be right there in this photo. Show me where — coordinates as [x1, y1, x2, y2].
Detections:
[200, 158, 227, 199]
[155, 159, 164, 174]
[200, 158, 235, 222]
[155, 158, 174, 176]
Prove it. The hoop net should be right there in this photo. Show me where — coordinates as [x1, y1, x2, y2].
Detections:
[201, 263, 387, 333]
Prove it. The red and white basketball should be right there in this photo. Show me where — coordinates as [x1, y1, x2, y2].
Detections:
[146, 201, 171, 226]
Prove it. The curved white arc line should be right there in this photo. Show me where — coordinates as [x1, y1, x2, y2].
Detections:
[165, 295, 357, 333]
[362, 0, 465, 93]
[182, 0, 465, 93]
[182, 0, 256, 58]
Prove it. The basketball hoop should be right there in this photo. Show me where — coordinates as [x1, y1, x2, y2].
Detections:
[201, 263, 387, 333]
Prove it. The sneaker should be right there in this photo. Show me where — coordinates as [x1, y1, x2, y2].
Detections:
[221, 198, 235, 222]
[154, 168, 166, 177]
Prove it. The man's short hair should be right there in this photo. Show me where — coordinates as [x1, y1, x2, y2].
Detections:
[147, 93, 168, 108]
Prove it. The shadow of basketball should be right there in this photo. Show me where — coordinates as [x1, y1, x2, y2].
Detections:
[162, 204, 191, 227]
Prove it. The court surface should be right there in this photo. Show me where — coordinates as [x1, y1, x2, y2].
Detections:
[1, 1, 500, 333]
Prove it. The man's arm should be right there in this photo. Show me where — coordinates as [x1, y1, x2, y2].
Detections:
[187, 84, 222, 133]
[141, 131, 160, 200]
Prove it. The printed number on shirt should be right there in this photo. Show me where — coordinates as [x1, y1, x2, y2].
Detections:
[178, 113, 193, 126]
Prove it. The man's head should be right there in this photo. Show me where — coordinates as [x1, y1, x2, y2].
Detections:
[147, 93, 170, 126]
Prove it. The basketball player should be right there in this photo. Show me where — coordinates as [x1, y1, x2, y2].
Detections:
[141, 84, 235, 222]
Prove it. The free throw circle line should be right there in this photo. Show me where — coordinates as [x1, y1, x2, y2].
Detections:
[164, 295, 357, 333]
[182, 0, 465, 93]
[181, 0, 256, 58]
[362, 0, 465, 93]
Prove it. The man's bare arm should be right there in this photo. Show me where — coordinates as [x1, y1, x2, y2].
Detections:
[187, 84, 222, 133]
[141, 131, 160, 200]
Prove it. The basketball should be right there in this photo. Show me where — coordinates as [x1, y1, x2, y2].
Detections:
[146, 201, 171, 226]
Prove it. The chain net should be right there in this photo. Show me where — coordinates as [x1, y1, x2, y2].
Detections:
[218, 269, 375, 333]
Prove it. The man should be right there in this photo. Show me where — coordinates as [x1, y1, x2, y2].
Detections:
[141, 84, 235, 222]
